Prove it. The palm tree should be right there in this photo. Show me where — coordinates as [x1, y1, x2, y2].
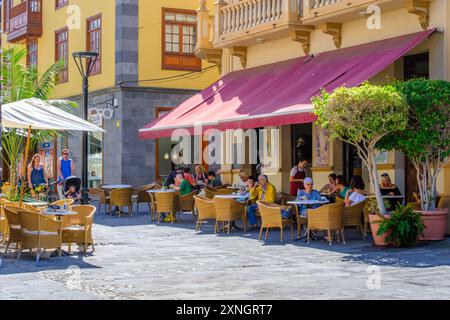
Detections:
[1, 46, 76, 197]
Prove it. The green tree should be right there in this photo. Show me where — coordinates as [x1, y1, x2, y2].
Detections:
[312, 82, 409, 214]
[1, 46, 76, 195]
[378, 79, 450, 211]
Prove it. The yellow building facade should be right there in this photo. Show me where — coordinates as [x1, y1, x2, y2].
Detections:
[1, 0, 220, 186]
[194, 0, 450, 199]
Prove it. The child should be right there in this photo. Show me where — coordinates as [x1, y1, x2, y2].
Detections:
[65, 185, 81, 203]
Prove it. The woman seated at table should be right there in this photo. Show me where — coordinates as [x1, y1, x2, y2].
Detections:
[330, 175, 350, 199]
[344, 175, 367, 207]
[380, 173, 402, 210]
[296, 177, 322, 216]
[319, 173, 337, 194]
[194, 165, 208, 187]
[183, 167, 196, 187]
[247, 175, 280, 230]
[27, 154, 49, 191]
[171, 173, 192, 195]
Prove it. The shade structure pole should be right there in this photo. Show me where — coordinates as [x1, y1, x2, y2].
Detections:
[19, 125, 32, 208]
[80, 76, 90, 205]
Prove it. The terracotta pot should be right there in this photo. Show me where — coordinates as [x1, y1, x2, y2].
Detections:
[418, 209, 448, 241]
[369, 214, 391, 246]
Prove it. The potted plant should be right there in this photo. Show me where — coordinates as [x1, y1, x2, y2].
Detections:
[313, 82, 409, 245]
[376, 205, 425, 247]
[379, 79, 450, 241]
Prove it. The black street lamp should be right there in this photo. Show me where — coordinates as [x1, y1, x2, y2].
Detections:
[72, 51, 99, 205]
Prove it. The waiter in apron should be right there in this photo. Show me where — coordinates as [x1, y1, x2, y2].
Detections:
[290, 158, 308, 196]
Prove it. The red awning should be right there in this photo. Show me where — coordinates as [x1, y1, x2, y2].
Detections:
[140, 29, 435, 139]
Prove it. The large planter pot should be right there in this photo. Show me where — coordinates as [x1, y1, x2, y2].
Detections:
[419, 209, 448, 241]
[369, 214, 391, 246]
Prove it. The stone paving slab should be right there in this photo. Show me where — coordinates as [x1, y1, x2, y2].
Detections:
[1, 205, 450, 300]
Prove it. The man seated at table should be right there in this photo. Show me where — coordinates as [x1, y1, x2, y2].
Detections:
[297, 177, 322, 216]
[247, 175, 290, 230]
[207, 171, 222, 188]
[171, 173, 192, 195]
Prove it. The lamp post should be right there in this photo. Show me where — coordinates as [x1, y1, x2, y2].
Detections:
[72, 51, 98, 205]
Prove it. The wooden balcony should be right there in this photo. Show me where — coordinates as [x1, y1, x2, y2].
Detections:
[7, 0, 43, 43]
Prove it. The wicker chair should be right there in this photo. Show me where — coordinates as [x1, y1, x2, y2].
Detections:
[307, 203, 345, 246]
[17, 210, 62, 262]
[0, 205, 8, 244]
[96, 188, 111, 214]
[3, 206, 22, 254]
[205, 187, 233, 199]
[134, 184, 156, 214]
[62, 205, 96, 254]
[438, 195, 450, 235]
[154, 192, 179, 224]
[291, 203, 308, 239]
[343, 200, 366, 239]
[213, 197, 247, 234]
[194, 195, 216, 231]
[50, 199, 75, 207]
[257, 201, 294, 243]
[178, 190, 198, 222]
[109, 188, 134, 217]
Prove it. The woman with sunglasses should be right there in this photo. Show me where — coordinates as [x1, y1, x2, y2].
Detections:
[380, 173, 402, 211]
[57, 149, 75, 183]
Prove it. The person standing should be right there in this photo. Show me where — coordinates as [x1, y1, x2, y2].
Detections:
[57, 149, 75, 182]
[27, 154, 48, 189]
[290, 158, 308, 196]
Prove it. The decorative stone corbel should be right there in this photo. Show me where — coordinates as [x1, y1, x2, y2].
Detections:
[195, 48, 223, 73]
[230, 46, 247, 68]
[290, 25, 315, 55]
[321, 22, 342, 49]
[406, 0, 431, 30]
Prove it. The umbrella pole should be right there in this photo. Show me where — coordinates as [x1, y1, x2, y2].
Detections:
[19, 126, 32, 208]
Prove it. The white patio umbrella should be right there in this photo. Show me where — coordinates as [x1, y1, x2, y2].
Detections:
[1, 98, 105, 206]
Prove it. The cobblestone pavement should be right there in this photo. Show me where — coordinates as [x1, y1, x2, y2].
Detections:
[1, 203, 450, 300]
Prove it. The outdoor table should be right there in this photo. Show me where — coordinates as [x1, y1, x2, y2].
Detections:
[101, 185, 132, 216]
[147, 189, 176, 193]
[214, 193, 249, 203]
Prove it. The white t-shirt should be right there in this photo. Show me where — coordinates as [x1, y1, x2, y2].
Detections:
[349, 192, 366, 206]
[290, 166, 307, 177]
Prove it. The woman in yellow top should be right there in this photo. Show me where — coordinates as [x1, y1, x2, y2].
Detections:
[247, 175, 277, 229]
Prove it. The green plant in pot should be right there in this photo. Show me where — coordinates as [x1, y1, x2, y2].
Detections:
[376, 205, 425, 247]
[378, 79, 450, 241]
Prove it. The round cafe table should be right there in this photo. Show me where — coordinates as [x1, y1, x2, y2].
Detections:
[101, 185, 132, 216]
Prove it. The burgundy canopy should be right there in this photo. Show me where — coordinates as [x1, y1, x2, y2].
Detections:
[140, 29, 435, 139]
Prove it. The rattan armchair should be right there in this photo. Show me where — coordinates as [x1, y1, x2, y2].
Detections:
[307, 203, 345, 246]
[213, 197, 247, 234]
[257, 201, 294, 243]
[17, 210, 62, 262]
[50, 199, 75, 207]
[3, 206, 22, 254]
[96, 188, 111, 214]
[62, 205, 96, 254]
[0, 204, 7, 244]
[343, 200, 366, 239]
[134, 184, 156, 214]
[291, 204, 308, 239]
[154, 191, 179, 224]
[194, 195, 216, 231]
[178, 190, 198, 221]
[109, 188, 134, 217]
[204, 187, 233, 199]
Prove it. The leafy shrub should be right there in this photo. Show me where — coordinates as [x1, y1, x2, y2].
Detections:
[377, 206, 425, 247]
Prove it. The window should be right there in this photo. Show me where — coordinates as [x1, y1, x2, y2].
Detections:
[26, 40, 38, 69]
[55, 0, 68, 9]
[162, 8, 201, 71]
[86, 14, 101, 75]
[55, 27, 68, 83]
